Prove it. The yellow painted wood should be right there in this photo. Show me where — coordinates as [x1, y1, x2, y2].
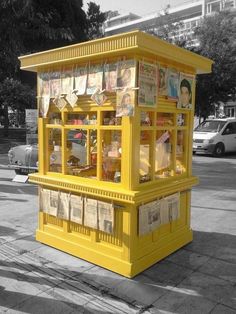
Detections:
[22, 31, 212, 278]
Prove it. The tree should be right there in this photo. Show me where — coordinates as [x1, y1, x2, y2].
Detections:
[194, 10, 236, 119]
[0, 78, 36, 136]
[86, 2, 107, 39]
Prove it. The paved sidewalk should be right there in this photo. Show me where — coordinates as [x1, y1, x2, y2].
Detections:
[0, 156, 236, 313]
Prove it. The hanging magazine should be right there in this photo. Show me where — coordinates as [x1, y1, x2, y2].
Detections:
[165, 193, 180, 221]
[48, 190, 59, 217]
[117, 60, 136, 88]
[160, 198, 170, 225]
[177, 73, 194, 109]
[167, 68, 179, 100]
[38, 72, 50, 97]
[116, 88, 135, 117]
[38, 96, 50, 118]
[139, 200, 161, 236]
[39, 187, 50, 213]
[84, 198, 98, 229]
[74, 65, 88, 96]
[70, 194, 83, 225]
[58, 191, 70, 220]
[104, 63, 117, 92]
[158, 66, 168, 96]
[91, 88, 107, 106]
[98, 201, 114, 234]
[138, 61, 157, 107]
[53, 97, 67, 111]
[86, 65, 103, 95]
[61, 66, 73, 105]
[50, 71, 61, 99]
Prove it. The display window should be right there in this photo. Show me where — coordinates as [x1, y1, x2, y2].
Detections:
[101, 130, 122, 183]
[139, 130, 153, 183]
[66, 112, 97, 126]
[176, 130, 187, 175]
[156, 112, 174, 126]
[102, 111, 121, 126]
[48, 128, 62, 173]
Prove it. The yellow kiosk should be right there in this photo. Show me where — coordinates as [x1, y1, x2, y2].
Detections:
[19, 31, 212, 278]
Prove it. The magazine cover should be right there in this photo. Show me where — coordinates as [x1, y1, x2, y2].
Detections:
[53, 97, 67, 111]
[98, 201, 114, 234]
[38, 95, 50, 118]
[117, 60, 136, 88]
[158, 66, 168, 96]
[116, 89, 135, 117]
[91, 88, 107, 106]
[165, 192, 180, 221]
[38, 72, 50, 97]
[48, 190, 59, 217]
[70, 194, 83, 224]
[74, 65, 88, 96]
[104, 63, 117, 92]
[167, 68, 179, 99]
[86, 64, 103, 95]
[177, 73, 194, 109]
[138, 61, 157, 107]
[84, 198, 98, 229]
[61, 66, 73, 106]
[139, 200, 161, 236]
[50, 71, 61, 99]
[58, 191, 70, 220]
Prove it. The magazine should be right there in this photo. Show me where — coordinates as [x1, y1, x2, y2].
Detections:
[177, 73, 194, 109]
[91, 88, 107, 106]
[84, 198, 98, 229]
[158, 66, 168, 96]
[104, 63, 117, 92]
[70, 194, 83, 224]
[167, 68, 179, 100]
[98, 201, 114, 234]
[138, 61, 157, 107]
[74, 65, 88, 96]
[86, 64, 103, 95]
[38, 95, 50, 118]
[116, 89, 135, 117]
[139, 200, 161, 235]
[165, 193, 180, 221]
[53, 97, 67, 111]
[58, 191, 70, 220]
[61, 66, 73, 95]
[117, 60, 136, 88]
[38, 72, 50, 97]
[50, 71, 61, 99]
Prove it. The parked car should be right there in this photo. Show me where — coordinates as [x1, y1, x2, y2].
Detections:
[193, 117, 236, 156]
[8, 143, 38, 175]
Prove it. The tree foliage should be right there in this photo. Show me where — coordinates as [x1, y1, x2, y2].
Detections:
[194, 10, 236, 119]
[86, 2, 107, 39]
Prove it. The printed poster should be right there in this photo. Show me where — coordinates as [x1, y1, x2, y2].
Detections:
[158, 66, 168, 96]
[167, 68, 179, 100]
[117, 60, 136, 88]
[84, 198, 98, 229]
[177, 73, 194, 109]
[138, 61, 157, 107]
[104, 63, 117, 92]
[57, 191, 70, 220]
[70, 194, 83, 225]
[86, 65, 103, 95]
[139, 200, 161, 236]
[116, 89, 135, 117]
[98, 201, 114, 234]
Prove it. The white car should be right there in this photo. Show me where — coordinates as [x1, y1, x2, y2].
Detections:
[193, 118, 236, 156]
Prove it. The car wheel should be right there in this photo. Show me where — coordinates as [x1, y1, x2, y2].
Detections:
[213, 143, 225, 157]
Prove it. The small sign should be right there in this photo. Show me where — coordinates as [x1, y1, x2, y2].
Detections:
[12, 175, 28, 183]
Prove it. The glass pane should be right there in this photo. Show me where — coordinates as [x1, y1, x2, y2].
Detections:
[48, 128, 62, 173]
[66, 112, 97, 125]
[156, 113, 174, 126]
[139, 130, 152, 183]
[155, 129, 173, 179]
[102, 130, 121, 183]
[66, 129, 97, 178]
[48, 112, 62, 125]
[177, 113, 187, 126]
[102, 111, 121, 126]
[140, 111, 153, 126]
[176, 130, 186, 175]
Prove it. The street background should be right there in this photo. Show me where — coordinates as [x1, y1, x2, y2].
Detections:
[0, 144, 236, 313]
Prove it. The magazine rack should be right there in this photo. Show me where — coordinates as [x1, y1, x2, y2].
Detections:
[19, 31, 212, 278]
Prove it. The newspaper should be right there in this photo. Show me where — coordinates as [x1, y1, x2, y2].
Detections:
[48, 190, 59, 217]
[70, 194, 83, 225]
[98, 201, 114, 234]
[139, 200, 161, 236]
[160, 198, 170, 225]
[165, 193, 180, 221]
[39, 187, 50, 213]
[138, 61, 157, 107]
[84, 198, 98, 229]
[57, 191, 70, 220]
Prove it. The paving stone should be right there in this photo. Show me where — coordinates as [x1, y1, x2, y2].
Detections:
[166, 249, 210, 270]
[210, 304, 236, 314]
